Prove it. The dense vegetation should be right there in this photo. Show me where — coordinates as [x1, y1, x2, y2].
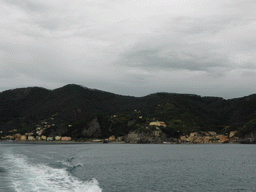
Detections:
[0, 84, 256, 138]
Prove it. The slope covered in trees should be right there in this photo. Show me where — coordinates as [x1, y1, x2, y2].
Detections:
[0, 84, 256, 138]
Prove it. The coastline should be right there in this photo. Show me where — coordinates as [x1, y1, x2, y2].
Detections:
[0, 140, 127, 145]
[0, 140, 243, 145]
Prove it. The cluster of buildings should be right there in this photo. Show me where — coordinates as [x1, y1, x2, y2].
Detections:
[179, 131, 238, 143]
[2, 125, 72, 142]
[122, 120, 239, 144]
[4, 133, 72, 142]
[92, 135, 124, 143]
[1, 118, 239, 144]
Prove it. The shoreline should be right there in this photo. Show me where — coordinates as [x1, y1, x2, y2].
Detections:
[0, 140, 243, 145]
[0, 140, 127, 145]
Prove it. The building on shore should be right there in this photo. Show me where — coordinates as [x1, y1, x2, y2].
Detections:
[219, 135, 229, 143]
[108, 135, 115, 142]
[14, 134, 22, 140]
[47, 137, 53, 141]
[28, 136, 35, 141]
[20, 135, 27, 141]
[61, 136, 72, 141]
[6, 135, 14, 140]
[116, 136, 124, 141]
[55, 136, 62, 141]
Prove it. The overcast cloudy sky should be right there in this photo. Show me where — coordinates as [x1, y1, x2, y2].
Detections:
[0, 0, 255, 98]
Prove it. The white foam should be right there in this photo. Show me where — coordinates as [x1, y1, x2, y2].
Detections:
[3, 152, 102, 192]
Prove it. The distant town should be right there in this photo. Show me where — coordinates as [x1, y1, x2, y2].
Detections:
[2, 120, 240, 144]
[1, 84, 256, 144]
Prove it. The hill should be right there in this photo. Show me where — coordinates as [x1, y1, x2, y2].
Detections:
[0, 84, 256, 139]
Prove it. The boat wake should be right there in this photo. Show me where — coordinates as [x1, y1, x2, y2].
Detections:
[2, 152, 102, 192]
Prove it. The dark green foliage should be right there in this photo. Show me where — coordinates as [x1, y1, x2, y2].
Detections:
[1, 84, 256, 138]
[0, 87, 50, 128]
[236, 118, 256, 138]
[161, 127, 181, 138]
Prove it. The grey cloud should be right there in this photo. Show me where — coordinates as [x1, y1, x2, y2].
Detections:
[1, 0, 256, 99]
[235, 38, 256, 52]
[162, 15, 255, 36]
[0, 41, 68, 81]
[118, 43, 232, 73]
[0, 38, 110, 87]
[32, 18, 64, 31]
[1, 0, 86, 33]
[116, 14, 256, 74]
[2, 0, 50, 13]
[2, 0, 60, 32]
[240, 63, 256, 70]
[30, 12, 87, 32]
[0, 69, 18, 78]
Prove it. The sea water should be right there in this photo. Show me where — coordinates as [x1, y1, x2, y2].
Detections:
[0, 143, 256, 192]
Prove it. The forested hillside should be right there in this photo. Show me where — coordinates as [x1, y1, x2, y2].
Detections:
[0, 84, 256, 139]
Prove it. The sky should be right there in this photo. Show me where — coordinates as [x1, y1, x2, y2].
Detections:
[0, 0, 256, 99]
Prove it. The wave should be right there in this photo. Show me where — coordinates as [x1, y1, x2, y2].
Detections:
[49, 160, 84, 173]
[67, 157, 75, 163]
[67, 164, 84, 173]
[3, 152, 102, 192]
[0, 167, 6, 173]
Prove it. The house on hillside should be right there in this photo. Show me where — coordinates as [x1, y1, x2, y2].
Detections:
[149, 121, 166, 127]
[229, 131, 237, 138]
[9, 129, 17, 133]
[190, 132, 198, 137]
[25, 132, 34, 136]
[37, 129, 44, 136]
[209, 131, 217, 136]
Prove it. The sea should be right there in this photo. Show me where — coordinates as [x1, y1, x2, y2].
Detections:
[0, 142, 255, 192]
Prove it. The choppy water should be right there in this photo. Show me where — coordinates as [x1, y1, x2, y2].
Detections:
[0, 143, 256, 192]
